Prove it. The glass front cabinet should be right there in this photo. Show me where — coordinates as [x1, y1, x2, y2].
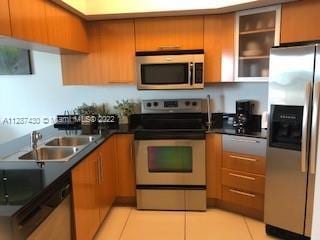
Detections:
[235, 5, 281, 82]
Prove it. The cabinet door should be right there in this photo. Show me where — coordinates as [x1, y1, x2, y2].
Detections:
[204, 14, 234, 83]
[98, 136, 116, 221]
[9, 0, 48, 43]
[0, 0, 11, 36]
[206, 134, 222, 199]
[281, 0, 320, 43]
[72, 151, 100, 240]
[45, 1, 88, 53]
[114, 134, 136, 197]
[135, 16, 204, 51]
[61, 22, 101, 85]
[100, 20, 136, 83]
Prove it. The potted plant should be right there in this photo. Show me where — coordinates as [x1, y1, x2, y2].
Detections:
[114, 99, 135, 124]
[74, 103, 99, 134]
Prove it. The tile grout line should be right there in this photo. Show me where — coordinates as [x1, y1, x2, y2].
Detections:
[118, 207, 133, 240]
[243, 216, 255, 240]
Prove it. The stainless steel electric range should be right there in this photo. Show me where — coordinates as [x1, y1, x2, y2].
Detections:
[134, 99, 206, 211]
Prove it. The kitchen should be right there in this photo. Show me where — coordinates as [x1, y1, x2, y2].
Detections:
[0, 0, 320, 239]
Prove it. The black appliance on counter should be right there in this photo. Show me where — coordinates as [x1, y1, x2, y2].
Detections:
[233, 100, 254, 134]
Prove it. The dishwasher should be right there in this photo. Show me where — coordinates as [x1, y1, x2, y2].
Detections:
[11, 173, 72, 240]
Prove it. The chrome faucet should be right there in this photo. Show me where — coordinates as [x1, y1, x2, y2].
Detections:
[31, 131, 42, 150]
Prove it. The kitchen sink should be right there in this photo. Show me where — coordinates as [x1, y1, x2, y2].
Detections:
[19, 147, 78, 161]
[45, 136, 95, 147]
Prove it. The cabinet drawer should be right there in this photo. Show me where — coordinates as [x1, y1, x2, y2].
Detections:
[223, 151, 265, 175]
[222, 186, 264, 211]
[223, 135, 266, 157]
[222, 169, 265, 194]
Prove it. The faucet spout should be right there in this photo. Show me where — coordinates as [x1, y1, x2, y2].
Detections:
[31, 131, 42, 150]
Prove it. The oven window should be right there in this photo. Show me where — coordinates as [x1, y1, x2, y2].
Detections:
[147, 146, 192, 172]
[141, 63, 188, 85]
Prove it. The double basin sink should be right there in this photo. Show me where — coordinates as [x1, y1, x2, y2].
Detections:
[18, 136, 96, 162]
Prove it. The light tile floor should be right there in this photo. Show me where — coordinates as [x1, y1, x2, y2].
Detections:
[95, 207, 279, 240]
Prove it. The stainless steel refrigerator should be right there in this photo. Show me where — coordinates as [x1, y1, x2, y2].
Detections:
[265, 44, 320, 239]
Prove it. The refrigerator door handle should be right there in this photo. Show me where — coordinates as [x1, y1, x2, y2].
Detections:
[301, 82, 312, 173]
[310, 82, 320, 174]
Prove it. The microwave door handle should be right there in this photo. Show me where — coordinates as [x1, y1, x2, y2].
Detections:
[310, 82, 320, 174]
[301, 82, 312, 173]
[189, 63, 194, 85]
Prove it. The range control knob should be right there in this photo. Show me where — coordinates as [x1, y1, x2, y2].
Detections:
[192, 101, 197, 106]
[146, 102, 152, 108]
[153, 102, 159, 107]
[185, 101, 190, 106]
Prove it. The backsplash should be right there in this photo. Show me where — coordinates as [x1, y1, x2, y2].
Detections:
[0, 51, 268, 144]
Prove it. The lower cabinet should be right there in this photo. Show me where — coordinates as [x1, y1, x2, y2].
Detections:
[221, 135, 266, 219]
[206, 134, 222, 199]
[114, 134, 136, 198]
[206, 133, 267, 219]
[72, 137, 115, 240]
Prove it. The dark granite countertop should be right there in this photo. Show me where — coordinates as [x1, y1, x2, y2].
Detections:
[0, 125, 131, 219]
[0, 124, 266, 219]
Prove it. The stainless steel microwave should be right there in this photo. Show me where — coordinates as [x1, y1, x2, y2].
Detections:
[136, 50, 204, 90]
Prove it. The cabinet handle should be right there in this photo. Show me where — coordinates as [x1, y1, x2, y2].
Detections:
[229, 189, 255, 198]
[158, 45, 180, 50]
[229, 155, 257, 162]
[231, 138, 260, 143]
[228, 173, 255, 181]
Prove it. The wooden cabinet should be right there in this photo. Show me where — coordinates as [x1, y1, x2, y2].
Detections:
[235, 6, 280, 82]
[61, 23, 101, 85]
[114, 134, 136, 198]
[45, 1, 88, 53]
[0, 0, 11, 36]
[61, 20, 135, 85]
[100, 20, 136, 83]
[206, 134, 222, 199]
[98, 137, 116, 220]
[72, 137, 115, 240]
[281, 0, 320, 43]
[135, 16, 204, 51]
[72, 150, 100, 240]
[221, 135, 266, 217]
[204, 14, 234, 83]
[9, 0, 48, 43]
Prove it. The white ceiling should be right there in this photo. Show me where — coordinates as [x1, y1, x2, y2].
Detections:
[52, 0, 296, 20]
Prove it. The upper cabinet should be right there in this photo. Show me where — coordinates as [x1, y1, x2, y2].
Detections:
[235, 5, 281, 82]
[100, 20, 136, 83]
[0, 0, 11, 36]
[61, 20, 136, 85]
[61, 22, 101, 85]
[135, 16, 204, 51]
[9, 0, 48, 44]
[45, 1, 88, 53]
[8, 0, 88, 53]
[281, 0, 320, 43]
[204, 14, 235, 83]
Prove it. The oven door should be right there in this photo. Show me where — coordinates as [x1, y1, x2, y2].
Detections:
[135, 139, 205, 186]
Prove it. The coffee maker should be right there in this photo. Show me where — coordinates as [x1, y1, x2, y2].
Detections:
[233, 100, 254, 133]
